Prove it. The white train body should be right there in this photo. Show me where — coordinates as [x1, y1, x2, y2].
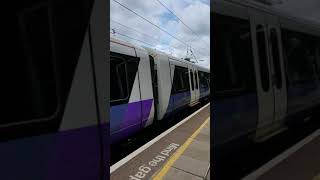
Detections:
[110, 37, 210, 143]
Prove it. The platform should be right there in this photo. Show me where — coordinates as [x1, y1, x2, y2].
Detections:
[110, 103, 210, 180]
[244, 128, 320, 180]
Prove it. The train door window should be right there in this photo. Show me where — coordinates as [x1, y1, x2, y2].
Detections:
[4, 3, 58, 125]
[149, 55, 158, 102]
[212, 13, 256, 94]
[270, 28, 282, 88]
[256, 25, 270, 91]
[190, 70, 194, 90]
[195, 71, 199, 89]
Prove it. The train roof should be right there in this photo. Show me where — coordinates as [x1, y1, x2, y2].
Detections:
[110, 36, 146, 52]
[110, 37, 210, 73]
[147, 48, 211, 73]
[144, 47, 210, 73]
[214, 0, 320, 36]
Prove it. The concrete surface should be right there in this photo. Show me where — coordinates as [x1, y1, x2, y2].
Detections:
[111, 104, 210, 180]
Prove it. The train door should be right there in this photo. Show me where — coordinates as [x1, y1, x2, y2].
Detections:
[168, 60, 191, 110]
[188, 65, 196, 105]
[110, 42, 142, 142]
[135, 49, 154, 128]
[193, 67, 200, 102]
[1, 0, 107, 179]
[250, 9, 286, 137]
[250, 9, 274, 130]
[266, 14, 287, 125]
[155, 54, 174, 120]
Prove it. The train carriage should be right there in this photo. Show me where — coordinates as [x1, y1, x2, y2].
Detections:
[110, 37, 210, 143]
[212, 0, 320, 148]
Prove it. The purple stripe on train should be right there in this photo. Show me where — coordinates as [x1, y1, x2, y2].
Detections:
[0, 124, 108, 180]
[110, 99, 153, 143]
[163, 92, 191, 119]
[141, 99, 154, 125]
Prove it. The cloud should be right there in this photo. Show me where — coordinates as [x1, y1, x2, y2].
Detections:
[110, 0, 210, 68]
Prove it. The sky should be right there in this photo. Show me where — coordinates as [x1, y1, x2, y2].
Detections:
[110, 0, 210, 68]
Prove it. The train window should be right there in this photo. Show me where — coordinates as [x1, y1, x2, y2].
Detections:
[212, 14, 256, 94]
[199, 71, 209, 89]
[110, 52, 139, 106]
[173, 66, 189, 93]
[190, 70, 194, 90]
[110, 57, 129, 102]
[149, 55, 158, 102]
[281, 29, 318, 84]
[3, 4, 58, 125]
[174, 70, 184, 91]
[205, 72, 210, 86]
[256, 25, 270, 91]
[195, 71, 199, 89]
[3, 0, 97, 141]
[149, 56, 157, 85]
[184, 70, 191, 90]
[316, 43, 320, 78]
[270, 28, 282, 89]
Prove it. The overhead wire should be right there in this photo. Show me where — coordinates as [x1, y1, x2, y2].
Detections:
[111, 19, 160, 43]
[112, 0, 208, 63]
[155, 0, 210, 48]
[110, 22, 184, 54]
[112, 0, 192, 48]
[111, 29, 156, 47]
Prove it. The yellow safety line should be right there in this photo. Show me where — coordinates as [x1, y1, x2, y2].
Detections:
[152, 117, 210, 180]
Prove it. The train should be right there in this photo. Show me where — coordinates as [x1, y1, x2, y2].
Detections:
[212, 0, 320, 149]
[110, 37, 210, 143]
